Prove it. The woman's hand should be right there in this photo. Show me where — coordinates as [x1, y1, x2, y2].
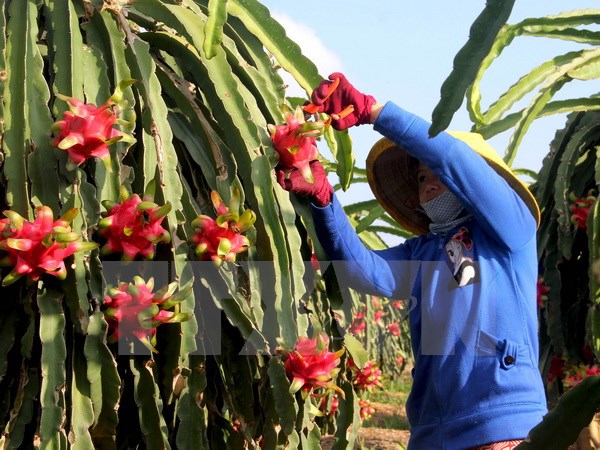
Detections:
[275, 160, 333, 207]
[308, 72, 376, 130]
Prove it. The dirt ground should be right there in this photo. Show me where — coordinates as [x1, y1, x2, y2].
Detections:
[322, 405, 600, 449]
[321, 401, 411, 450]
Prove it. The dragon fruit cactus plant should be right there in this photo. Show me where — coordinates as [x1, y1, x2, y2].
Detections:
[0, 2, 374, 447]
[268, 105, 326, 183]
[50, 79, 136, 171]
[191, 189, 256, 266]
[97, 186, 171, 260]
[0, 206, 97, 286]
[102, 276, 192, 352]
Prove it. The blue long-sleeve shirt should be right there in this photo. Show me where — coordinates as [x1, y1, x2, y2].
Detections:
[311, 102, 547, 449]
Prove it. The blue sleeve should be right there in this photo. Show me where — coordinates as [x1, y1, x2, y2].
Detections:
[310, 194, 418, 299]
[373, 101, 536, 250]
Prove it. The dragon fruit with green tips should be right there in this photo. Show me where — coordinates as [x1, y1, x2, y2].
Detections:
[268, 106, 326, 183]
[0, 206, 97, 286]
[50, 79, 136, 171]
[102, 276, 192, 352]
[97, 187, 171, 261]
[191, 189, 256, 266]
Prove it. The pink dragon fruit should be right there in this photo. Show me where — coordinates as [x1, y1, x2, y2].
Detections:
[537, 277, 550, 308]
[387, 322, 401, 336]
[0, 206, 97, 286]
[569, 190, 596, 230]
[347, 358, 384, 392]
[97, 187, 171, 261]
[562, 363, 600, 390]
[318, 394, 339, 416]
[268, 106, 325, 183]
[358, 399, 375, 421]
[50, 79, 135, 171]
[191, 189, 255, 266]
[102, 276, 191, 352]
[284, 333, 344, 398]
[349, 306, 367, 336]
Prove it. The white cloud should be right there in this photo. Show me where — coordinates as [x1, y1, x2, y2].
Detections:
[271, 13, 343, 98]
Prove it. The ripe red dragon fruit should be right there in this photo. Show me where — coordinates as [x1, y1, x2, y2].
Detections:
[0, 206, 97, 286]
[569, 190, 596, 230]
[562, 363, 600, 390]
[358, 399, 375, 421]
[50, 79, 135, 171]
[191, 189, 255, 266]
[97, 187, 171, 261]
[537, 277, 550, 308]
[284, 333, 344, 398]
[349, 306, 367, 336]
[102, 276, 191, 352]
[268, 106, 325, 183]
[387, 322, 401, 336]
[318, 394, 339, 416]
[347, 358, 384, 392]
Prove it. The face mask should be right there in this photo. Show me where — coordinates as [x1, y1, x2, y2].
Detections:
[420, 190, 464, 224]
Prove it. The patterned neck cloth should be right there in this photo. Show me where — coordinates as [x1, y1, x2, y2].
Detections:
[420, 190, 472, 235]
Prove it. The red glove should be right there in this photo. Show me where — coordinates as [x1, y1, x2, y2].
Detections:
[309, 72, 376, 130]
[276, 161, 333, 207]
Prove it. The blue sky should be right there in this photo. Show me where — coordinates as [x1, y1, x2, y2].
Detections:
[259, 1, 599, 216]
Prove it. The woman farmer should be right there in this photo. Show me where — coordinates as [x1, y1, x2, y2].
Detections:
[276, 73, 547, 449]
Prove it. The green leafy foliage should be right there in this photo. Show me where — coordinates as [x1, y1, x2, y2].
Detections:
[429, 0, 516, 136]
[464, 9, 600, 162]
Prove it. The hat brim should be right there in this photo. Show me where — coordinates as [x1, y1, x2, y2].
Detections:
[366, 132, 540, 236]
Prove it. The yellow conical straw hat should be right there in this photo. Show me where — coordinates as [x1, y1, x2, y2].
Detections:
[365, 131, 540, 236]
